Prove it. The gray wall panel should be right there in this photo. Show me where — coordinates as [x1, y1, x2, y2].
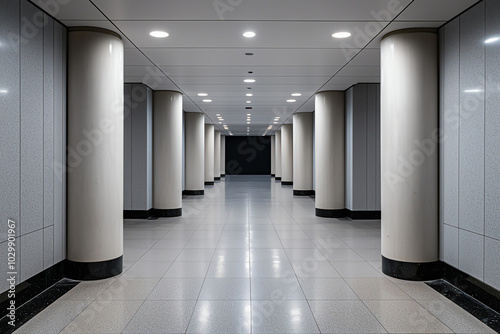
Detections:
[43, 14, 54, 229]
[20, 230, 43, 282]
[484, 0, 500, 240]
[345, 88, 353, 210]
[20, 1, 44, 235]
[352, 85, 367, 210]
[147, 88, 153, 208]
[131, 84, 149, 210]
[443, 224, 459, 268]
[44, 226, 54, 270]
[458, 3, 485, 235]
[458, 229, 484, 280]
[123, 84, 132, 210]
[53, 21, 64, 264]
[0, 0, 20, 243]
[366, 84, 378, 210]
[61, 25, 67, 260]
[484, 237, 500, 290]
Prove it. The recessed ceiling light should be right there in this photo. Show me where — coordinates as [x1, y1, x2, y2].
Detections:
[247, 122, 251, 124]
[291, 93, 302, 96]
[247, 114, 251, 116]
[0, 89, 8, 94]
[332, 31, 351, 39]
[216, 114, 221, 116]
[245, 52, 254, 56]
[485, 36, 500, 44]
[219, 118, 224, 121]
[246, 101, 251, 103]
[287, 99, 296, 103]
[244, 79, 255, 83]
[243, 31, 256, 38]
[149, 31, 169, 38]
[219, 122, 222, 124]
[203, 99, 212, 102]
[464, 89, 482, 93]
[198, 93, 208, 96]
[274, 122, 278, 124]
[247, 87, 252, 90]
[246, 93, 253, 97]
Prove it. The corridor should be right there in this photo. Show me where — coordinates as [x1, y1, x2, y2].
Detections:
[14, 176, 493, 333]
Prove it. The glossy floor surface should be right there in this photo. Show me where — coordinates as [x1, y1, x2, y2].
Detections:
[14, 176, 495, 333]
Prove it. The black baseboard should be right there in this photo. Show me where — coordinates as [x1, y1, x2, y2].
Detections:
[123, 209, 153, 219]
[183, 190, 204, 196]
[293, 190, 315, 196]
[0, 260, 66, 320]
[205, 181, 214, 185]
[0, 277, 79, 334]
[315, 208, 348, 218]
[441, 262, 500, 314]
[214, 177, 221, 181]
[151, 208, 182, 217]
[281, 181, 293, 186]
[426, 279, 500, 332]
[382, 255, 441, 281]
[221, 174, 225, 177]
[65, 256, 123, 280]
[271, 174, 275, 177]
[275, 177, 281, 181]
[345, 209, 381, 220]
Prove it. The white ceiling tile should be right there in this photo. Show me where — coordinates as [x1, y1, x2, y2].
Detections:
[396, 0, 480, 21]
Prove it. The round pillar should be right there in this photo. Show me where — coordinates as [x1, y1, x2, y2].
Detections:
[380, 29, 439, 280]
[281, 124, 293, 185]
[221, 135, 226, 177]
[185, 112, 205, 195]
[153, 91, 183, 217]
[66, 27, 124, 280]
[293, 112, 314, 196]
[270, 135, 276, 177]
[315, 91, 345, 217]
[205, 124, 215, 185]
[275, 130, 282, 181]
[214, 130, 221, 180]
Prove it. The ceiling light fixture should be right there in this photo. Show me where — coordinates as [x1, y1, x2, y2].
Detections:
[246, 101, 251, 103]
[464, 89, 483, 93]
[198, 93, 208, 96]
[0, 89, 8, 94]
[203, 99, 212, 102]
[149, 31, 169, 38]
[247, 114, 251, 116]
[287, 99, 296, 103]
[244, 79, 255, 83]
[332, 31, 351, 39]
[243, 31, 256, 38]
[291, 93, 302, 96]
[246, 93, 253, 97]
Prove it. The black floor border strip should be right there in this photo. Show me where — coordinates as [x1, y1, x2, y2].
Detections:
[426, 279, 500, 333]
[0, 278, 80, 334]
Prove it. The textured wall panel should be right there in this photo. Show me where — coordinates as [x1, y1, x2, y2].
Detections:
[44, 226, 54, 270]
[458, 229, 484, 280]
[21, 230, 43, 282]
[123, 84, 132, 210]
[0, 0, 20, 243]
[20, 1, 44, 235]
[484, 0, 500, 240]
[458, 3, 485, 235]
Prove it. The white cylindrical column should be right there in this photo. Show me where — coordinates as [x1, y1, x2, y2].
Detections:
[67, 27, 124, 279]
[315, 91, 345, 217]
[214, 130, 221, 180]
[205, 124, 215, 185]
[221, 135, 226, 177]
[381, 29, 439, 280]
[153, 91, 183, 217]
[270, 135, 276, 177]
[281, 124, 293, 185]
[185, 112, 205, 195]
[293, 112, 314, 195]
[275, 130, 282, 180]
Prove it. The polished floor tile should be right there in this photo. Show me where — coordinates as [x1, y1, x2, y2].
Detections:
[15, 176, 493, 334]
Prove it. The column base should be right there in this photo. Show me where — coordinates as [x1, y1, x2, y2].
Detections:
[65, 255, 123, 280]
[275, 177, 282, 181]
[271, 174, 275, 177]
[214, 177, 221, 181]
[293, 190, 315, 196]
[124, 209, 153, 219]
[205, 181, 215, 185]
[221, 174, 225, 177]
[345, 210, 381, 220]
[151, 208, 182, 217]
[382, 255, 441, 281]
[281, 181, 293, 185]
[315, 208, 348, 218]
[183, 190, 204, 195]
